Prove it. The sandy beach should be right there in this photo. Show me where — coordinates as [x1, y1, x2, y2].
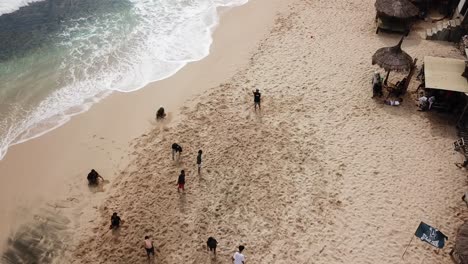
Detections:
[2, 0, 468, 263]
[0, 0, 286, 260]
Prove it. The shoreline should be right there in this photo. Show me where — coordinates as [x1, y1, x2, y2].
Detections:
[0, 0, 288, 256]
[0, 0, 247, 161]
[3, 0, 468, 262]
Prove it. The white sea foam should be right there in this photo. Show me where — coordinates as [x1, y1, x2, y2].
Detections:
[0, 0, 45, 16]
[0, 0, 249, 159]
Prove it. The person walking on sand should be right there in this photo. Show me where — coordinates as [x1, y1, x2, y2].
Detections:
[252, 89, 261, 111]
[232, 245, 245, 264]
[110, 212, 122, 230]
[143, 236, 155, 260]
[156, 106, 166, 120]
[197, 150, 203, 175]
[177, 170, 185, 193]
[172, 143, 182, 160]
[207, 237, 217, 255]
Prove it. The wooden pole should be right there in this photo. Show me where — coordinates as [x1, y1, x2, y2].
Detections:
[457, 98, 468, 128]
[384, 70, 390, 85]
[402, 235, 414, 259]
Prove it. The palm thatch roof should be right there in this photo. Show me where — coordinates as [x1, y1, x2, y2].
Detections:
[375, 0, 419, 19]
[372, 37, 413, 72]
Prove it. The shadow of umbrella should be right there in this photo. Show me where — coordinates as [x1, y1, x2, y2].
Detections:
[372, 36, 413, 84]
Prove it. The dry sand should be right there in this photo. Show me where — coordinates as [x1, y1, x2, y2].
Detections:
[71, 0, 468, 263]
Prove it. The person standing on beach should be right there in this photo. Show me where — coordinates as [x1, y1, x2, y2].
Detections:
[110, 212, 122, 230]
[177, 170, 185, 193]
[143, 236, 155, 260]
[197, 150, 203, 175]
[232, 245, 245, 264]
[172, 143, 182, 160]
[252, 89, 261, 111]
[156, 106, 166, 120]
[207, 237, 217, 255]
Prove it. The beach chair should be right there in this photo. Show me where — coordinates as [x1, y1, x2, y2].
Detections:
[384, 58, 418, 98]
[454, 138, 466, 151]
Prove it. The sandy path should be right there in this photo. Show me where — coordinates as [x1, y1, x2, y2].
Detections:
[73, 0, 468, 263]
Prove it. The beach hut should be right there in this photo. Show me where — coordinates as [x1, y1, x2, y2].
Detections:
[451, 221, 468, 264]
[372, 37, 416, 96]
[375, 0, 419, 35]
[421, 56, 468, 120]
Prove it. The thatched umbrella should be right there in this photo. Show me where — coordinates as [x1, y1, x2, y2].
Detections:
[372, 36, 413, 84]
[375, 0, 419, 19]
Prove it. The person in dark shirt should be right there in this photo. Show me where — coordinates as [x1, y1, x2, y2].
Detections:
[177, 170, 185, 193]
[206, 237, 217, 255]
[110, 212, 122, 229]
[172, 143, 182, 160]
[197, 150, 203, 175]
[252, 89, 261, 111]
[156, 106, 166, 120]
[87, 169, 104, 185]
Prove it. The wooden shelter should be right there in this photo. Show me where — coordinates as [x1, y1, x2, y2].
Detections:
[422, 56, 468, 116]
[375, 0, 419, 35]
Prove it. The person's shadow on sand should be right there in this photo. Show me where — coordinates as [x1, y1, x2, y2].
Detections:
[178, 193, 187, 213]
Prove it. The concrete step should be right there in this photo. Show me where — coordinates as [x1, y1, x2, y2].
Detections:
[443, 21, 450, 29]
[449, 19, 457, 27]
[426, 28, 433, 37]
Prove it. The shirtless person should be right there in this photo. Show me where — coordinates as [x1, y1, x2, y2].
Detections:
[143, 236, 155, 260]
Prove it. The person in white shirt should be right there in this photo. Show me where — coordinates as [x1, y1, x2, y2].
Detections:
[418, 95, 428, 110]
[384, 97, 403, 106]
[232, 245, 245, 264]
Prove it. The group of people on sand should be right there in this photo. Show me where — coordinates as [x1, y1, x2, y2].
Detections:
[84, 89, 262, 262]
[372, 72, 404, 106]
[371, 71, 440, 110]
[205, 238, 245, 263]
[141, 235, 245, 263]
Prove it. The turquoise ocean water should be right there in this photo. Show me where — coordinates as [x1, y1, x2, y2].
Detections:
[0, 0, 247, 160]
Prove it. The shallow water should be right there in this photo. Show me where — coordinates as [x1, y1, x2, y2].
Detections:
[0, 0, 247, 159]
[1, 207, 71, 264]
